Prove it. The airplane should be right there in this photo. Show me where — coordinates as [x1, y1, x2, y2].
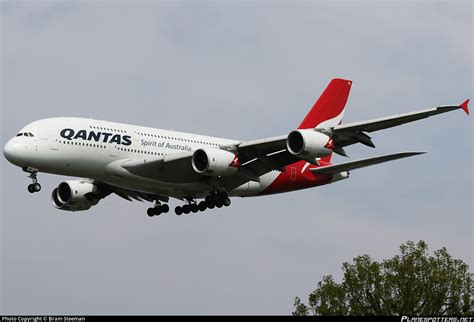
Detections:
[3, 78, 470, 217]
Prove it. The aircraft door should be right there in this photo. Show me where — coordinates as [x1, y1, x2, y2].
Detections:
[109, 144, 117, 157]
[50, 136, 59, 150]
[290, 167, 297, 181]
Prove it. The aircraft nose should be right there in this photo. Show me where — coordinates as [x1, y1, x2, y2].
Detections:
[3, 138, 27, 166]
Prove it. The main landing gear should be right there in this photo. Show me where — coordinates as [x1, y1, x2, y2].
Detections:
[147, 202, 170, 217]
[26, 170, 41, 193]
[145, 192, 231, 217]
[174, 191, 231, 216]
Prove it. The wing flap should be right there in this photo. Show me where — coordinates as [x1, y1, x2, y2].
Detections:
[310, 152, 425, 174]
[114, 190, 134, 202]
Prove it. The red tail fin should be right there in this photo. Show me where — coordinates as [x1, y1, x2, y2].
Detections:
[298, 78, 352, 129]
[298, 78, 352, 164]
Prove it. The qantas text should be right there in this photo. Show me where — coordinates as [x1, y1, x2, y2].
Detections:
[60, 128, 132, 146]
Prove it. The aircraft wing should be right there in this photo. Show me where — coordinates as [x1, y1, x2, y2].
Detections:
[231, 100, 469, 164]
[310, 152, 425, 174]
[108, 139, 300, 190]
[218, 148, 302, 191]
[235, 135, 287, 163]
[220, 101, 468, 189]
[89, 180, 171, 203]
[118, 145, 300, 188]
[217, 135, 302, 190]
[102, 101, 468, 191]
[329, 100, 469, 148]
[108, 151, 200, 183]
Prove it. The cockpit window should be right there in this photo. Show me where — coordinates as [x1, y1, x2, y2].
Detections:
[16, 132, 34, 137]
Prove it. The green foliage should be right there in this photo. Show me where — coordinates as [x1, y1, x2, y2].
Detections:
[293, 241, 473, 316]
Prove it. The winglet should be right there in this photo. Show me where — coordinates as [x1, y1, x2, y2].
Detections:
[460, 99, 470, 115]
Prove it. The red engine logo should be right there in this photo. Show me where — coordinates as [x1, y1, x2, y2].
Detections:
[229, 155, 241, 168]
[324, 138, 335, 150]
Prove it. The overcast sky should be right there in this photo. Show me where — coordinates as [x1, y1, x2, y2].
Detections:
[1, 0, 472, 315]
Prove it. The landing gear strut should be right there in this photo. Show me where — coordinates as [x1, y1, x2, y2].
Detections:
[26, 170, 41, 193]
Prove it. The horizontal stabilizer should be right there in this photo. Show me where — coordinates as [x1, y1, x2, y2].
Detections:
[310, 152, 425, 174]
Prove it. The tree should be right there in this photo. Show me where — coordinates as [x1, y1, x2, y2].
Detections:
[293, 240, 473, 316]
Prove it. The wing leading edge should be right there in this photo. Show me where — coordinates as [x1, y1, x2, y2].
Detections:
[330, 100, 469, 149]
[231, 101, 469, 168]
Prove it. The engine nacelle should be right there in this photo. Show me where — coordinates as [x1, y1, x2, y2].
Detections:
[51, 180, 99, 211]
[192, 148, 240, 176]
[287, 129, 333, 159]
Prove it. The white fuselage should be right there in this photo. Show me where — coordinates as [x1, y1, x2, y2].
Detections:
[4, 117, 279, 199]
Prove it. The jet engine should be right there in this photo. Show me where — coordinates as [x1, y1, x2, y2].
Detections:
[287, 129, 333, 159]
[192, 148, 240, 176]
[51, 180, 100, 211]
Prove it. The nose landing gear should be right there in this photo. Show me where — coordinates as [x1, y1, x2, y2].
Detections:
[26, 170, 41, 193]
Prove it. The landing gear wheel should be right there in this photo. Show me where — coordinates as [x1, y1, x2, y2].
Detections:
[175, 206, 183, 216]
[147, 208, 155, 217]
[209, 202, 216, 209]
[215, 200, 224, 208]
[198, 201, 207, 212]
[27, 184, 35, 193]
[152, 206, 162, 216]
[182, 204, 190, 214]
[25, 170, 40, 193]
[161, 204, 169, 213]
[190, 204, 199, 213]
[33, 183, 41, 192]
[223, 197, 231, 207]
[206, 201, 215, 209]
[217, 191, 228, 200]
[205, 195, 214, 204]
